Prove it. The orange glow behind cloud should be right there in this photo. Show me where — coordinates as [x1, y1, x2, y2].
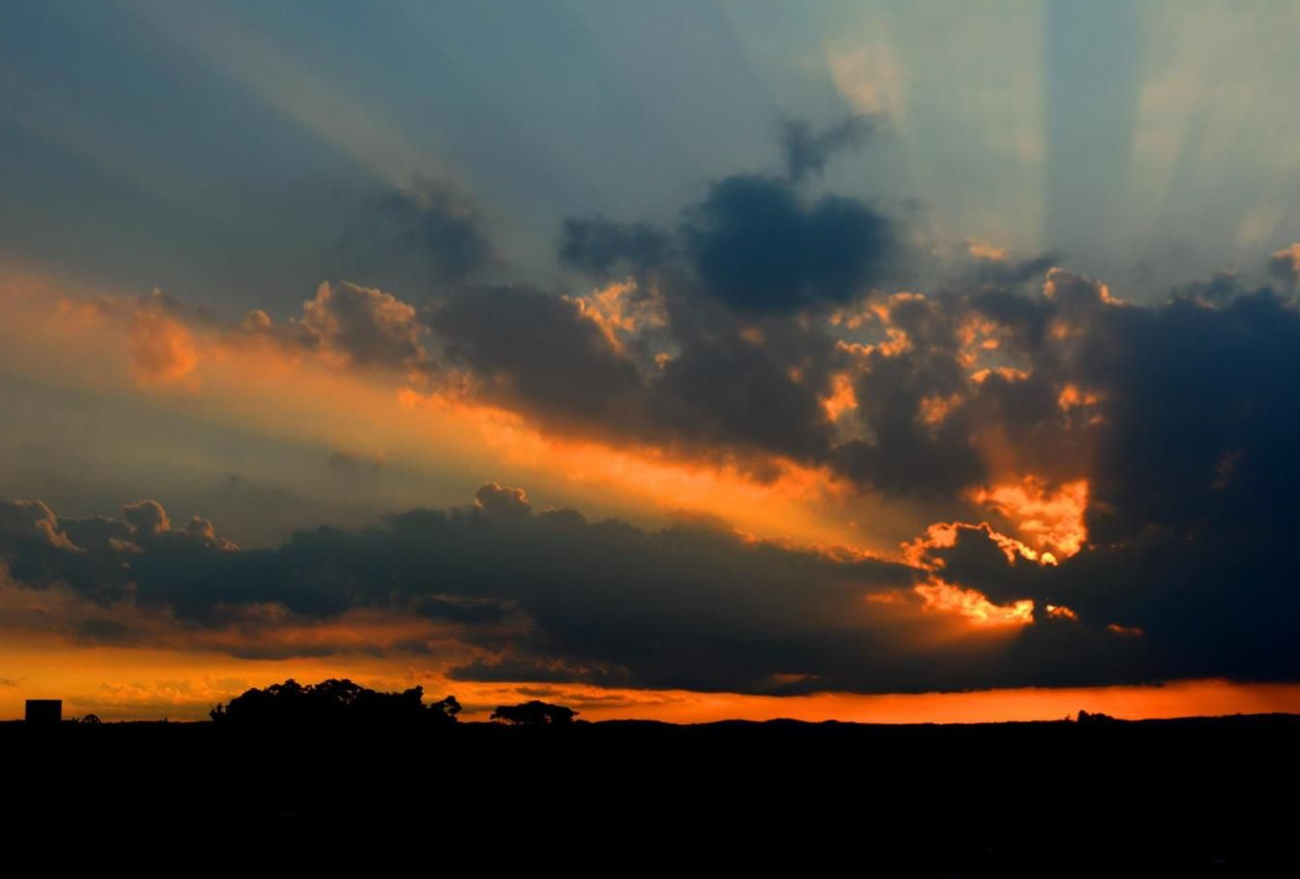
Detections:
[819, 372, 859, 423]
[971, 476, 1089, 559]
[902, 522, 1040, 625]
[395, 387, 863, 550]
[915, 580, 1035, 626]
[0, 269, 886, 554]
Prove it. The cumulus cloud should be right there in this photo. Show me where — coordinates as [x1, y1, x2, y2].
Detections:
[557, 118, 894, 315]
[474, 482, 532, 517]
[0, 500, 81, 554]
[432, 284, 649, 430]
[296, 281, 427, 371]
[122, 499, 170, 536]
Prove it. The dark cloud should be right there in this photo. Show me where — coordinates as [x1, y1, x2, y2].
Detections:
[684, 175, 894, 312]
[330, 175, 493, 293]
[558, 217, 671, 278]
[556, 126, 895, 315]
[4, 488, 1074, 695]
[432, 284, 648, 431]
[652, 311, 839, 464]
[780, 115, 877, 184]
[295, 281, 428, 371]
[833, 295, 985, 496]
[429, 281, 844, 474]
[447, 657, 629, 688]
[909, 282, 1300, 685]
[474, 482, 532, 517]
[414, 596, 511, 626]
[123, 499, 170, 536]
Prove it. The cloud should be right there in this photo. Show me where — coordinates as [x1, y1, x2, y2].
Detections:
[5, 470, 1281, 695]
[129, 312, 199, 389]
[0, 500, 80, 553]
[432, 284, 649, 431]
[474, 482, 532, 517]
[901, 282, 1300, 685]
[295, 281, 428, 371]
[1268, 242, 1300, 286]
[330, 175, 493, 293]
[556, 118, 895, 315]
[684, 175, 894, 313]
[558, 217, 671, 278]
[780, 115, 877, 183]
[122, 499, 170, 536]
[2, 488, 1109, 695]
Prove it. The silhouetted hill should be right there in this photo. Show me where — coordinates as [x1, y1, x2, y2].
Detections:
[4, 711, 1297, 872]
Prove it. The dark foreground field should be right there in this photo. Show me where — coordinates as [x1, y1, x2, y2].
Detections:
[5, 714, 1297, 871]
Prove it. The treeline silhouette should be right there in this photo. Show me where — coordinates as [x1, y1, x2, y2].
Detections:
[208, 677, 576, 729]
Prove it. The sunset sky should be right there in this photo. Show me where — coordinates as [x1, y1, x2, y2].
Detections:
[4, 0, 1300, 722]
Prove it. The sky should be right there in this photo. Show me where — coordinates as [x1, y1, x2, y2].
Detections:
[3, 0, 1300, 722]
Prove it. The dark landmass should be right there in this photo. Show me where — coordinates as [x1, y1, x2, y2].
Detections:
[4, 710, 1297, 872]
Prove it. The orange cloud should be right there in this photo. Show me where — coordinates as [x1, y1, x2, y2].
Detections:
[918, 393, 963, 426]
[970, 366, 1031, 384]
[915, 580, 1034, 626]
[1057, 383, 1102, 411]
[1269, 243, 1300, 282]
[901, 522, 1039, 625]
[1045, 604, 1079, 621]
[820, 372, 859, 422]
[970, 476, 1088, 559]
[566, 279, 665, 354]
[967, 241, 1008, 261]
[129, 313, 199, 389]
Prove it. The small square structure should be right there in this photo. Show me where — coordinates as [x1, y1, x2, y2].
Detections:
[25, 699, 62, 726]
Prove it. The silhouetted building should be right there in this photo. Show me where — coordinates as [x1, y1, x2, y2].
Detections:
[25, 700, 62, 727]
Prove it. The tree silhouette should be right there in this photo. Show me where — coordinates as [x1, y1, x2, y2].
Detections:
[210, 678, 460, 728]
[490, 700, 578, 726]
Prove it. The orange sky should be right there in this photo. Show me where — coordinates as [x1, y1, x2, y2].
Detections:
[3, 634, 1297, 725]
